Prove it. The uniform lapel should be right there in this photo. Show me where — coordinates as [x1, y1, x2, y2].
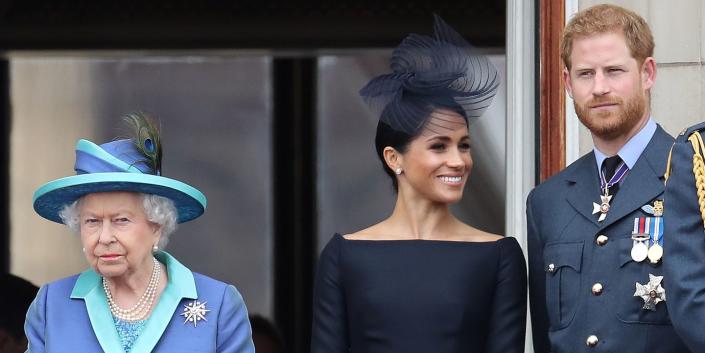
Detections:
[565, 153, 603, 226]
[70, 270, 124, 353]
[600, 126, 673, 229]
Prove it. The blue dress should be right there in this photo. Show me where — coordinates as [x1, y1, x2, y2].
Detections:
[113, 317, 146, 352]
[24, 251, 255, 353]
[311, 234, 527, 353]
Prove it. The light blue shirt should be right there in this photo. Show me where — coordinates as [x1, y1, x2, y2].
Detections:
[593, 117, 657, 172]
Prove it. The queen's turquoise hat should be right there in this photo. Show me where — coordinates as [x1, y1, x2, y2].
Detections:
[33, 115, 206, 224]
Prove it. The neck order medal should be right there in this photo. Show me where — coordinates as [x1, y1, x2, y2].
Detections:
[593, 159, 629, 222]
[592, 193, 612, 222]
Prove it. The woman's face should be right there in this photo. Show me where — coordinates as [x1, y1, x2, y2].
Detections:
[396, 110, 472, 204]
[79, 191, 161, 279]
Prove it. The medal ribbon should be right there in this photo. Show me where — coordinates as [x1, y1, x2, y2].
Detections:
[635, 217, 649, 241]
[633, 217, 639, 234]
[643, 217, 664, 247]
[652, 217, 663, 246]
[600, 161, 629, 191]
[633, 218, 646, 241]
[631, 217, 649, 262]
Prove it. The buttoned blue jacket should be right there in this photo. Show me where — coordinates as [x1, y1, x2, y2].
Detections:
[663, 121, 705, 352]
[527, 125, 689, 353]
[24, 252, 255, 353]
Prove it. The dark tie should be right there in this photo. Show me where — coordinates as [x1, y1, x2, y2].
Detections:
[602, 155, 623, 196]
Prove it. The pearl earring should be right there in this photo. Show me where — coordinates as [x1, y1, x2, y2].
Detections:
[395, 167, 403, 175]
[82, 247, 85, 253]
[153, 245, 159, 252]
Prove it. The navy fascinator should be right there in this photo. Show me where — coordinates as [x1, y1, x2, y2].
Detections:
[360, 15, 499, 135]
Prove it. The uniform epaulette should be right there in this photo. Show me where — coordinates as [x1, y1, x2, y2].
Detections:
[677, 121, 705, 142]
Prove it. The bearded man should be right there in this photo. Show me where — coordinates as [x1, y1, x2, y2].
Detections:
[527, 4, 689, 353]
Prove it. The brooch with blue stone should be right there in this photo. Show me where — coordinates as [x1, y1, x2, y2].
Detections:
[181, 300, 210, 327]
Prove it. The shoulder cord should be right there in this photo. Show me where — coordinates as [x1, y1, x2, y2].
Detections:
[665, 144, 674, 182]
[686, 131, 705, 230]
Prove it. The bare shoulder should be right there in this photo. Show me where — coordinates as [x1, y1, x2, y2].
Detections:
[473, 232, 504, 242]
[343, 223, 389, 240]
[453, 223, 504, 242]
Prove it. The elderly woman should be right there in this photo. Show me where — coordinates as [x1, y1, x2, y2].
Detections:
[24, 115, 255, 353]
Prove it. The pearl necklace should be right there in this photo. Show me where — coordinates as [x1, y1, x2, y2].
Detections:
[103, 257, 161, 322]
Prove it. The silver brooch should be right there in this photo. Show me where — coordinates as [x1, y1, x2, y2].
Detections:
[634, 274, 666, 311]
[181, 300, 210, 327]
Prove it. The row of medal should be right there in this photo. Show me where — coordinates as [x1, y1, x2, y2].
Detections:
[630, 216, 663, 264]
[633, 202, 667, 311]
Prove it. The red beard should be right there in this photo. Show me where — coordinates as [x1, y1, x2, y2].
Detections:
[574, 91, 646, 141]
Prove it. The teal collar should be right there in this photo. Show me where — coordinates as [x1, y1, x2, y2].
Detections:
[71, 251, 197, 353]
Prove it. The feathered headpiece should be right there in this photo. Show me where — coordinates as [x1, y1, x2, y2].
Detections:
[359, 15, 499, 135]
[123, 113, 163, 175]
[32, 113, 206, 224]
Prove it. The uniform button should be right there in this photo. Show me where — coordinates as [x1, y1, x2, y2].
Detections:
[586, 335, 599, 347]
[592, 283, 603, 295]
[596, 235, 609, 246]
[547, 263, 556, 273]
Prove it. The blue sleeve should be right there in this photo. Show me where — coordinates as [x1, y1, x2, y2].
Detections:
[310, 236, 349, 353]
[24, 285, 48, 353]
[527, 193, 551, 353]
[663, 135, 705, 352]
[216, 285, 255, 353]
[486, 237, 527, 353]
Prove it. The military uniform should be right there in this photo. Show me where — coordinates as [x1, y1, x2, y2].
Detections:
[663, 121, 705, 352]
[527, 123, 689, 353]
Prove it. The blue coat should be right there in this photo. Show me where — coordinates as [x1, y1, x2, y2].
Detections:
[663, 121, 705, 352]
[527, 125, 689, 353]
[24, 252, 255, 353]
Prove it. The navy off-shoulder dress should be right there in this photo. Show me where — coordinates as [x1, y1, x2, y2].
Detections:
[311, 233, 527, 353]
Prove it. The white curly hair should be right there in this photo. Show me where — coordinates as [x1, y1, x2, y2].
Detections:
[58, 193, 178, 248]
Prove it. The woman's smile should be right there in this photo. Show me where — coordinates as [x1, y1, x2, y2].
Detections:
[437, 175, 464, 186]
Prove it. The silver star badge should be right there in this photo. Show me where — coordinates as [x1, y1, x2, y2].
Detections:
[592, 194, 612, 222]
[181, 300, 210, 327]
[634, 274, 666, 311]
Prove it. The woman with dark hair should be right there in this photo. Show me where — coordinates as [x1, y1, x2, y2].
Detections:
[310, 16, 527, 353]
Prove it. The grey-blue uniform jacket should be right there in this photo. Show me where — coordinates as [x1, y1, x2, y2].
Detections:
[527, 125, 689, 353]
[663, 121, 705, 352]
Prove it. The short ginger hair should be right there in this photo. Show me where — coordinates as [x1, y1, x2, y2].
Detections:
[560, 4, 654, 70]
